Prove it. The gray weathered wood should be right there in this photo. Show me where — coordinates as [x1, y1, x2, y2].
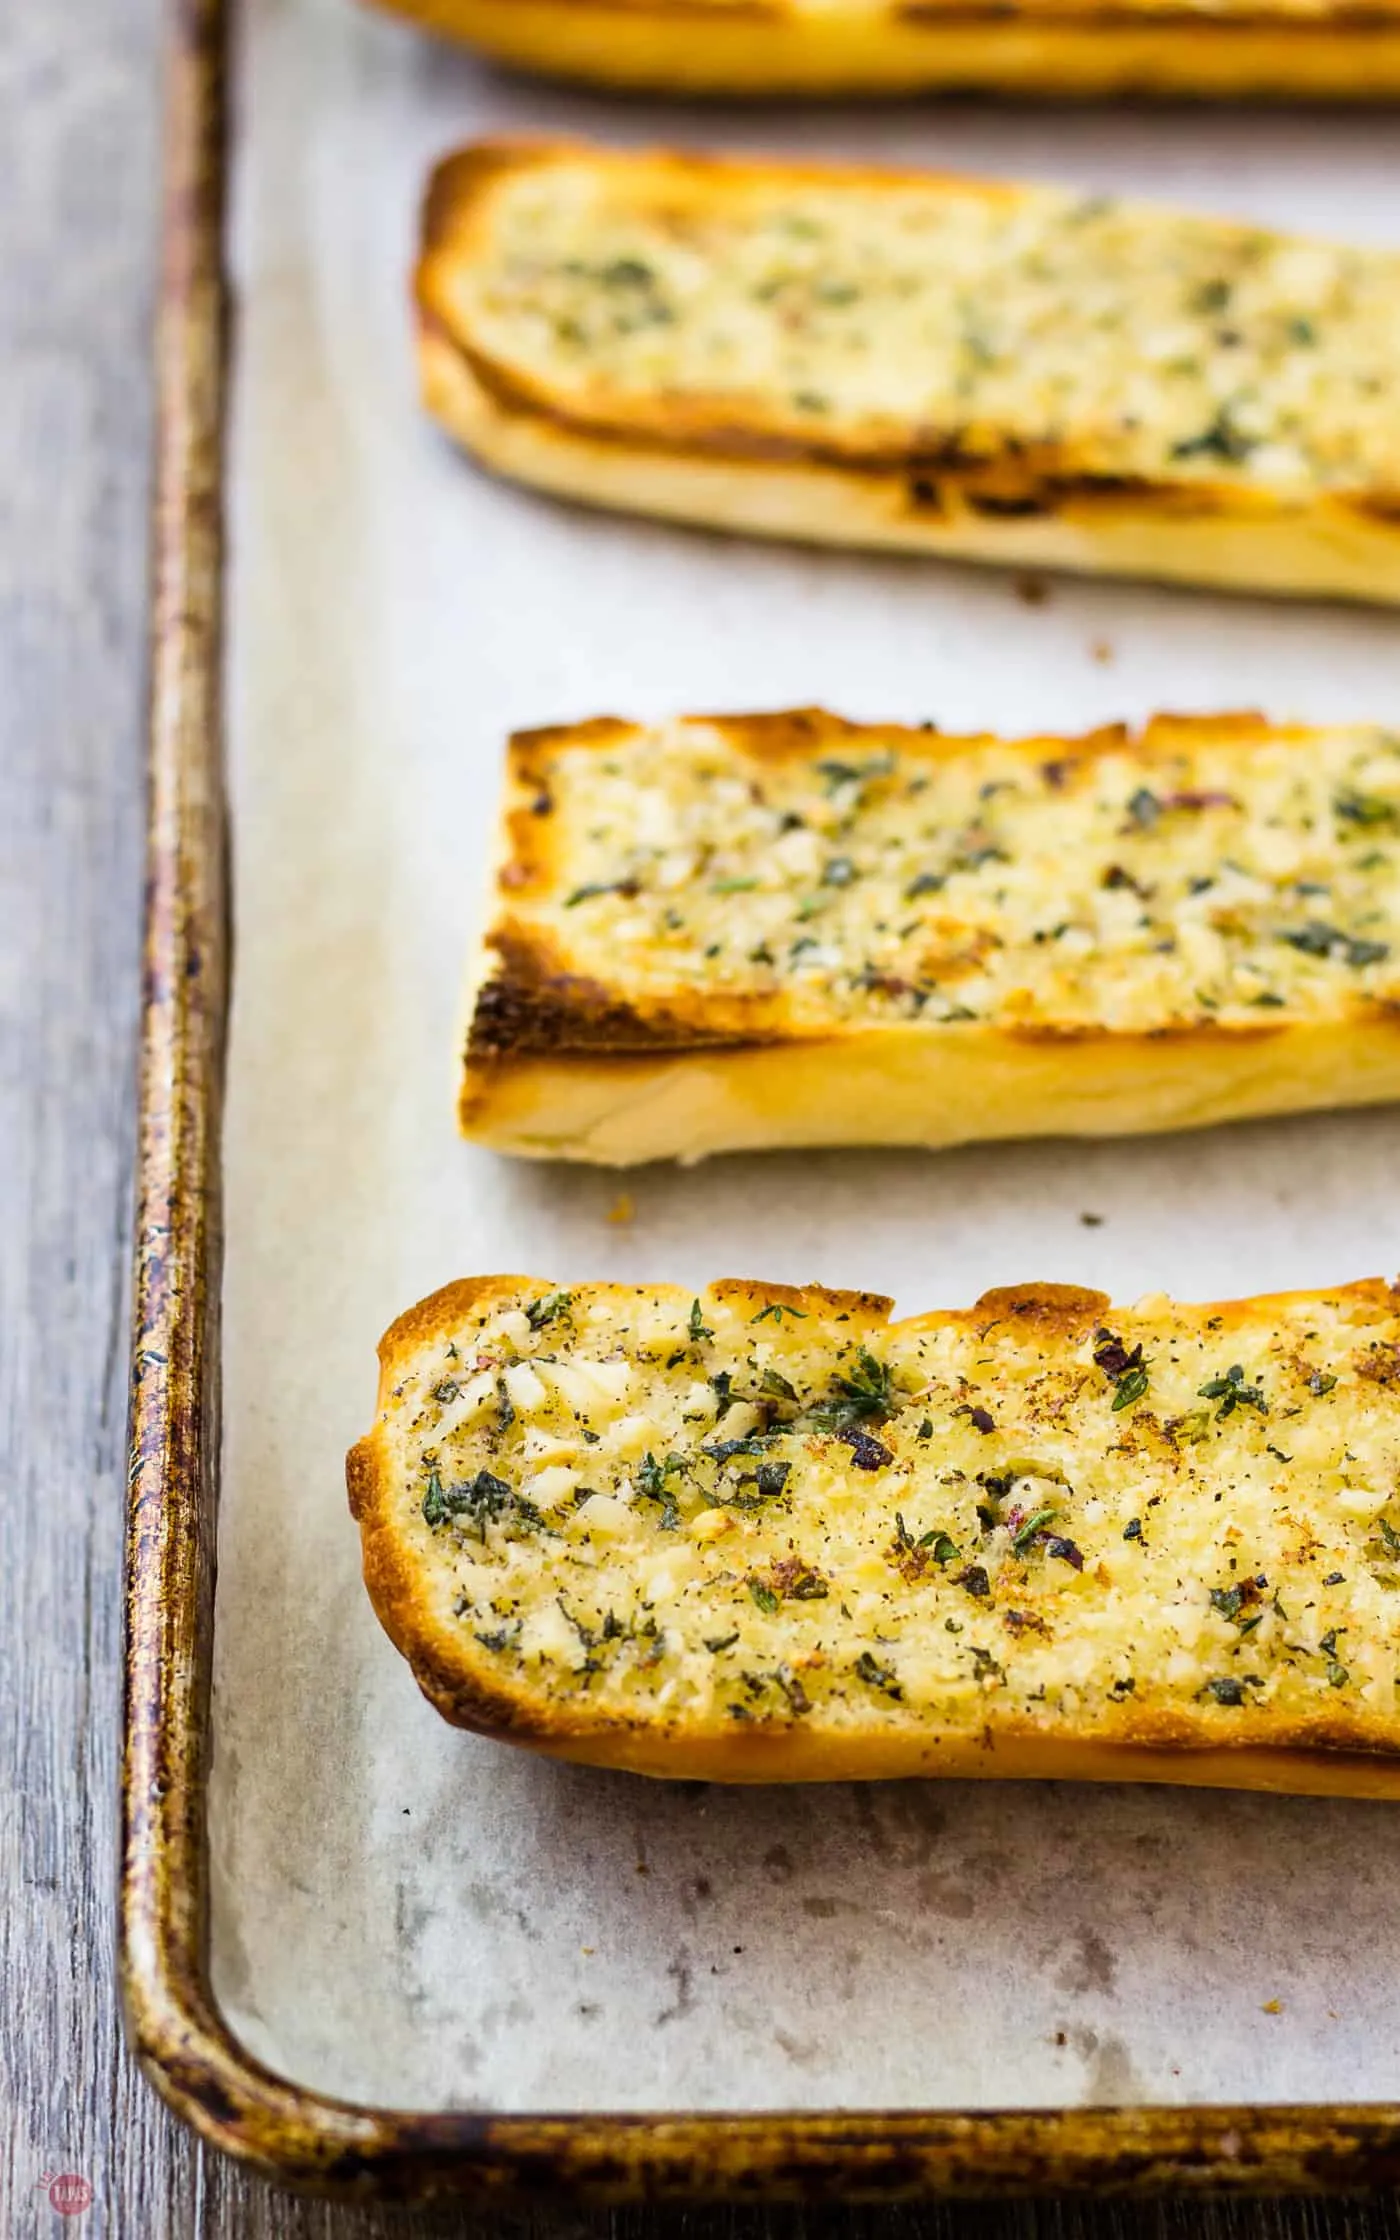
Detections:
[2, 0, 1399, 2233]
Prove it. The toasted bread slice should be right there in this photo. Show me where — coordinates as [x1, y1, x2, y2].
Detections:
[418, 141, 1400, 606]
[371, 0, 1400, 99]
[349, 1273, 1400, 1793]
[460, 707, 1400, 1165]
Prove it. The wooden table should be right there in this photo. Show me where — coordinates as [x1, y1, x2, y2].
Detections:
[3, 1, 1397, 2231]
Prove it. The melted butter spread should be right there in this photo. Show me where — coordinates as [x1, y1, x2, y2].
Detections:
[452, 154, 1400, 495]
[382, 1281, 1400, 1737]
[502, 717, 1400, 1032]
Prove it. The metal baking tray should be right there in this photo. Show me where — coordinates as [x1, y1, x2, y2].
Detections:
[122, 0, 1400, 2199]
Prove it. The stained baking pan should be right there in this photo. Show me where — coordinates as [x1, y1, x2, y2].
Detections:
[121, 0, 1400, 2198]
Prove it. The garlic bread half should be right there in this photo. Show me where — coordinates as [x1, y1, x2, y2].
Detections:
[419, 141, 1400, 605]
[372, 0, 1400, 100]
[348, 1273, 1400, 1794]
[461, 707, 1400, 1165]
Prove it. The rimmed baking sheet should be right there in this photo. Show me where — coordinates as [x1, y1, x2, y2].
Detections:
[210, 0, 1400, 2129]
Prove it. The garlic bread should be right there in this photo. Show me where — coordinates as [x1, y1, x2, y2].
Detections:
[418, 141, 1400, 605]
[373, 0, 1400, 100]
[461, 707, 1400, 1165]
[348, 1273, 1400, 1794]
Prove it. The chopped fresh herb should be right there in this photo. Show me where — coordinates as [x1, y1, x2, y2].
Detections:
[600, 256, 656, 287]
[432, 1379, 460, 1404]
[807, 1348, 893, 1429]
[956, 1403, 996, 1435]
[688, 1299, 714, 1343]
[1335, 790, 1398, 828]
[703, 1436, 772, 1464]
[423, 1468, 515, 1539]
[711, 876, 759, 894]
[635, 1450, 682, 1531]
[1123, 1518, 1144, 1542]
[814, 753, 895, 797]
[1171, 407, 1255, 465]
[526, 1289, 572, 1331]
[761, 1366, 799, 1404]
[1045, 1536, 1085, 1572]
[835, 1424, 894, 1471]
[564, 881, 635, 909]
[1280, 921, 1390, 969]
[1308, 1371, 1338, 1397]
[1093, 1329, 1150, 1410]
[1126, 787, 1160, 829]
[1112, 1364, 1150, 1411]
[1378, 1517, 1400, 1559]
[748, 1579, 780, 1616]
[705, 1632, 740, 1654]
[1210, 1585, 1245, 1620]
[1110, 1676, 1137, 1699]
[755, 1461, 791, 1500]
[1199, 1363, 1268, 1419]
[1322, 1571, 1344, 1587]
[822, 856, 858, 887]
[905, 872, 946, 900]
[1191, 277, 1233, 314]
[1204, 1676, 1259, 1707]
[752, 1302, 808, 1326]
[775, 1664, 812, 1716]
[854, 1650, 902, 1699]
[1012, 1507, 1057, 1552]
[1327, 1662, 1350, 1689]
[969, 1645, 1006, 1683]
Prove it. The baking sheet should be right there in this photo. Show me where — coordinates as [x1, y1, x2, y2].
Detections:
[213, 0, 1400, 2115]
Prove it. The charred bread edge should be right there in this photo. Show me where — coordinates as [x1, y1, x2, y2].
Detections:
[456, 707, 1400, 1163]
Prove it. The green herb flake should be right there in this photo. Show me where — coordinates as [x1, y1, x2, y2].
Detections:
[1012, 1507, 1057, 1552]
[1199, 1363, 1268, 1420]
[1112, 1364, 1150, 1412]
[854, 1650, 903, 1699]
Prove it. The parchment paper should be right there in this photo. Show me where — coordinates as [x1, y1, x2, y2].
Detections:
[214, 0, 1400, 2111]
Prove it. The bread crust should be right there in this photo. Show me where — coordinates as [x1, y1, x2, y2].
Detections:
[417, 143, 1400, 605]
[368, 0, 1400, 99]
[459, 706, 1400, 1165]
[349, 1273, 1400, 1794]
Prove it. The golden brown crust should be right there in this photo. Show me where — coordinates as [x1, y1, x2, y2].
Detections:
[369, 0, 1400, 98]
[349, 1274, 1400, 1792]
[416, 154, 1400, 602]
[458, 706, 1400, 1159]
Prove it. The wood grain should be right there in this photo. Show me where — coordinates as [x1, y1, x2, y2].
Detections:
[1, 0, 1399, 2232]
